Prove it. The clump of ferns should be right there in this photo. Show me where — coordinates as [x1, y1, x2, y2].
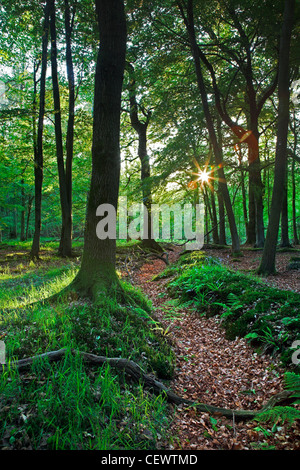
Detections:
[254, 372, 300, 427]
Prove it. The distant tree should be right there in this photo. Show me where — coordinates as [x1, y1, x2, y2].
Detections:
[30, 0, 50, 260]
[177, 0, 241, 254]
[125, 61, 163, 251]
[57, 0, 77, 257]
[258, 0, 295, 275]
[191, 0, 280, 247]
[49, 0, 73, 257]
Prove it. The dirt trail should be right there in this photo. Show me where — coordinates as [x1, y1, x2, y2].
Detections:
[131, 247, 300, 450]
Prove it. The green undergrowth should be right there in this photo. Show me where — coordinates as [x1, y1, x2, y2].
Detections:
[157, 251, 300, 371]
[0, 351, 169, 450]
[0, 243, 175, 450]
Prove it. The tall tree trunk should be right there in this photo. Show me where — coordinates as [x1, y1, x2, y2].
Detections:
[49, 0, 72, 257]
[291, 156, 299, 245]
[236, 144, 249, 242]
[180, 0, 240, 254]
[126, 62, 162, 251]
[258, 0, 295, 275]
[217, 188, 226, 245]
[216, 115, 226, 245]
[245, 88, 265, 248]
[71, 0, 127, 298]
[290, 112, 299, 245]
[209, 171, 219, 244]
[58, 0, 76, 257]
[26, 195, 34, 241]
[280, 166, 291, 247]
[20, 179, 26, 241]
[30, 1, 50, 260]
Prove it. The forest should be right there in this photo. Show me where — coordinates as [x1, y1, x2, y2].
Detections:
[0, 0, 300, 454]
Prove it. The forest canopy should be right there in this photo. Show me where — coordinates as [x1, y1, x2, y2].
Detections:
[0, 0, 299, 276]
[0, 0, 300, 453]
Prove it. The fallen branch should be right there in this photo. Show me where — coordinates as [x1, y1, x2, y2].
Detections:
[1, 348, 295, 421]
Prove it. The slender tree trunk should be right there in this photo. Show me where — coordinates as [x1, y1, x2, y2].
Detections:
[209, 172, 219, 244]
[49, 0, 72, 258]
[280, 166, 291, 247]
[246, 95, 265, 248]
[71, 0, 127, 298]
[258, 0, 295, 274]
[236, 145, 249, 242]
[217, 188, 226, 245]
[204, 202, 209, 244]
[20, 179, 26, 241]
[58, 0, 76, 257]
[138, 128, 160, 249]
[30, 1, 50, 260]
[216, 115, 226, 245]
[291, 157, 299, 245]
[26, 195, 34, 241]
[126, 62, 162, 251]
[182, 0, 240, 254]
[290, 113, 299, 245]
[11, 209, 17, 239]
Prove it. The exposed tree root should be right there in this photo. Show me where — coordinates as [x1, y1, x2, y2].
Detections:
[145, 252, 170, 265]
[1, 348, 295, 421]
[140, 239, 164, 253]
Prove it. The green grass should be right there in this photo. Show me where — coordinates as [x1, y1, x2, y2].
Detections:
[0, 351, 169, 450]
[0, 242, 175, 450]
[162, 251, 300, 370]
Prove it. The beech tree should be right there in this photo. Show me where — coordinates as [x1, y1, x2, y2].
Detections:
[125, 61, 163, 251]
[258, 0, 295, 275]
[71, 0, 127, 298]
[177, 0, 241, 254]
[30, 0, 50, 260]
[0, 0, 298, 258]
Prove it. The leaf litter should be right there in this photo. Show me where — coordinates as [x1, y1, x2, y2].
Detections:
[131, 245, 300, 450]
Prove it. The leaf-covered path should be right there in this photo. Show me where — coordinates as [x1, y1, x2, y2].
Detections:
[131, 247, 300, 450]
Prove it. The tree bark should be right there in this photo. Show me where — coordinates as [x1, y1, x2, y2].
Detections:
[217, 189, 227, 245]
[49, 0, 72, 258]
[26, 195, 34, 241]
[290, 114, 299, 245]
[236, 144, 249, 242]
[280, 167, 291, 247]
[71, 0, 127, 298]
[291, 157, 299, 245]
[258, 0, 295, 275]
[57, 0, 76, 257]
[209, 168, 220, 244]
[30, 1, 50, 260]
[20, 179, 26, 241]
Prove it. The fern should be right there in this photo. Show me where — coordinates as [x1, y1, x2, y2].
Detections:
[255, 372, 300, 426]
[284, 372, 300, 402]
[254, 406, 300, 426]
[216, 293, 244, 319]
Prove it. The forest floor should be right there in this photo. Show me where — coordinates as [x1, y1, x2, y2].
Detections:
[0, 240, 299, 451]
[130, 244, 300, 450]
